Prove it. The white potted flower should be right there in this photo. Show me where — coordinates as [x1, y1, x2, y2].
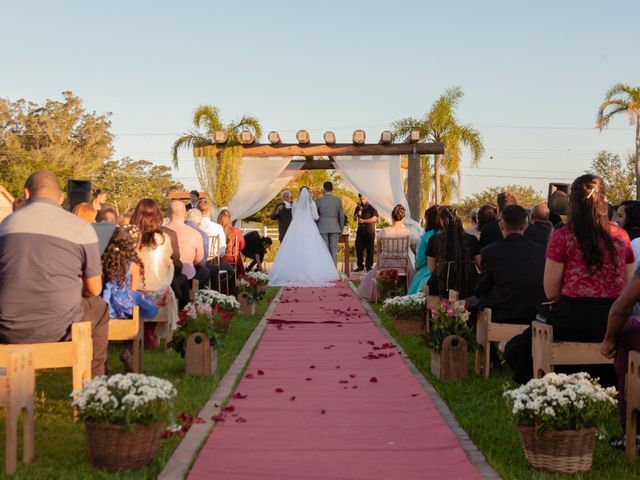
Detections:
[195, 289, 240, 330]
[504, 372, 617, 474]
[73, 374, 176, 472]
[245, 271, 269, 293]
[382, 292, 426, 336]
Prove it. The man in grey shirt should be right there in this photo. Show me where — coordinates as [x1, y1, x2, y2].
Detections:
[315, 181, 345, 265]
[0, 171, 110, 377]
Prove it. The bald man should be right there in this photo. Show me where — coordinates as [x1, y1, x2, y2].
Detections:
[0, 170, 110, 377]
[165, 200, 208, 289]
[524, 203, 553, 247]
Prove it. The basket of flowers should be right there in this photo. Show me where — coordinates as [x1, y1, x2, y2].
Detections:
[73, 374, 176, 472]
[376, 269, 399, 302]
[382, 292, 426, 336]
[245, 271, 269, 293]
[194, 289, 239, 331]
[504, 372, 617, 474]
[236, 275, 262, 315]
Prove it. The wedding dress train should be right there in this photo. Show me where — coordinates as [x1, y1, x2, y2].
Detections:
[269, 188, 340, 287]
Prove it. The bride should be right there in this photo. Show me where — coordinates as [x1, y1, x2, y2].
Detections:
[269, 187, 340, 287]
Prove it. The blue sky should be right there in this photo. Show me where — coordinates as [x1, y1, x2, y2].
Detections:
[2, 0, 638, 198]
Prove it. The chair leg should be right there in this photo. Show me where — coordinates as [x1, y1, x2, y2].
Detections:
[5, 409, 18, 476]
[23, 404, 35, 464]
[483, 343, 491, 379]
[132, 337, 143, 373]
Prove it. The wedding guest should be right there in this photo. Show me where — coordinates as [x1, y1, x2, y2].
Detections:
[92, 189, 107, 212]
[477, 204, 497, 233]
[218, 209, 246, 277]
[600, 263, 640, 449]
[464, 208, 480, 239]
[93, 206, 118, 255]
[165, 201, 209, 291]
[524, 203, 553, 247]
[118, 212, 132, 225]
[408, 205, 441, 295]
[616, 200, 640, 240]
[480, 192, 517, 248]
[270, 190, 293, 242]
[186, 190, 200, 211]
[186, 208, 211, 262]
[12, 197, 26, 212]
[505, 174, 633, 385]
[475, 205, 546, 324]
[0, 171, 109, 377]
[427, 206, 481, 298]
[131, 199, 181, 347]
[73, 202, 97, 223]
[357, 204, 416, 301]
[353, 194, 379, 272]
[198, 198, 226, 256]
[242, 231, 272, 272]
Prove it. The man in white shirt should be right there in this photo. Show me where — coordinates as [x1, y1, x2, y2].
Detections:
[197, 198, 226, 257]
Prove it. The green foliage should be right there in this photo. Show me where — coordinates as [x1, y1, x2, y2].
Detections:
[393, 86, 484, 204]
[457, 184, 545, 222]
[586, 151, 635, 204]
[0, 91, 113, 197]
[172, 105, 262, 208]
[93, 157, 184, 213]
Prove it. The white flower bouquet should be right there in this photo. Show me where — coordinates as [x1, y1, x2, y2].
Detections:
[72, 374, 176, 427]
[504, 372, 617, 433]
[382, 292, 426, 319]
[195, 289, 240, 313]
[245, 271, 269, 285]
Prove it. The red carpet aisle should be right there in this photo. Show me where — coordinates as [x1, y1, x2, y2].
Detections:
[188, 282, 481, 480]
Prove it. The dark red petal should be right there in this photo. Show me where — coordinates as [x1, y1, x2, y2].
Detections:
[275, 387, 284, 393]
[234, 392, 248, 399]
[321, 409, 326, 414]
[306, 378, 312, 381]
[352, 385, 358, 389]
[290, 396, 296, 401]
[309, 365, 316, 369]
[235, 417, 247, 423]
[335, 365, 341, 369]
[411, 393, 418, 397]
[338, 380, 349, 384]
[257, 370, 265, 375]
[223, 405, 236, 412]
[211, 415, 225, 422]
[369, 377, 378, 383]
[349, 374, 356, 378]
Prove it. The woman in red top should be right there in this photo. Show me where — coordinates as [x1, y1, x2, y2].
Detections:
[218, 209, 246, 277]
[505, 174, 634, 384]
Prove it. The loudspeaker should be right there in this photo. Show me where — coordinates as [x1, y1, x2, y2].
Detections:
[67, 179, 92, 211]
[548, 183, 570, 215]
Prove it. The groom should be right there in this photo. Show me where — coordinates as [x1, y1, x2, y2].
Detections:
[315, 181, 345, 265]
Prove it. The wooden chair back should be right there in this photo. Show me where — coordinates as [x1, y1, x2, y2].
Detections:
[474, 308, 527, 378]
[626, 350, 640, 459]
[108, 307, 143, 373]
[208, 235, 230, 293]
[0, 347, 35, 475]
[377, 236, 411, 293]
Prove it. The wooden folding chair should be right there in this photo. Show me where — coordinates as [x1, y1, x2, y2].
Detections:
[0, 347, 35, 476]
[148, 289, 179, 349]
[474, 308, 527, 378]
[377, 236, 411, 292]
[108, 306, 143, 373]
[208, 235, 230, 294]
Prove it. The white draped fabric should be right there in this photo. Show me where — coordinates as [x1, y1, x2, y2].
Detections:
[228, 157, 294, 221]
[333, 155, 420, 232]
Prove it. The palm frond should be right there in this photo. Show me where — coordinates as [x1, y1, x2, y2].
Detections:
[192, 105, 223, 134]
[604, 83, 634, 101]
[596, 99, 628, 130]
[391, 117, 427, 141]
[457, 124, 485, 165]
[232, 115, 263, 140]
[171, 132, 212, 168]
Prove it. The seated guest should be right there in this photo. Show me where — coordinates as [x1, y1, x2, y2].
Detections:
[524, 203, 553, 247]
[505, 174, 633, 385]
[186, 208, 210, 262]
[198, 198, 226, 256]
[477, 204, 497, 234]
[475, 205, 546, 323]
[408, 205, 441, 294]
[427, 206, 481, 298]
[464, 208, 480, 239]
[617, 200, 640, 241]
[357, 205, 416, 301]
[73, 202, 97, 223]
[480, 192, 517, 248]
[0, 171, 109, 377]
[600, 263, 640, 450]
[242, 231, 272, 272]
[165, 201, 208, 291]
[218, 209, 246, 277]
[93, 206, 118, 255]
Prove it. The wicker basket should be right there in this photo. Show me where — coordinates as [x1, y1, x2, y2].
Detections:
[86, 422, 163, 472]
[517, 426, 597, 474]
[393, 317, 424, 336]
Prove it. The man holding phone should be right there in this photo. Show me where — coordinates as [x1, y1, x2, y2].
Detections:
[353, 194, 378, 272]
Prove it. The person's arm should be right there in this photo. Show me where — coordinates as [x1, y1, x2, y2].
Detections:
[130, 262, 140, 291]
[601, 273, 640, 358]
[311, 202, 320, 222]
[338, 201, 344, 230]
[428, 256, 436, 274]
[543, 259, 564, 303]
[194, 236, 204, 265]
[270, 203, 282, 220]
[353, 206, 360, 221]
[83, 276, 102, 297]
[627, 263, 634, 282]
[475, 250, 493, 296]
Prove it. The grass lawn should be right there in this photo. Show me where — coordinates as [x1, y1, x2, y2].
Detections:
[0, 288, 277, 479]
[371, 303, 640, 480]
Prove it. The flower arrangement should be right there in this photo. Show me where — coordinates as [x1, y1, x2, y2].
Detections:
[72, 374, 176, 427]
[237, 275, 263, 304]
[171, 301, 223, 355]
[504, 372, 617, 433]
[382, 292, 426, 319]
[376, 269, 399, 300]
[195, 289, 240, 313]
[245, 271, 269, 285]
[426, 299, 474, 352]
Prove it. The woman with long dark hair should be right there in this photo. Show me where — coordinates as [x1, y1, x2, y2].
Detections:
[407, 205, 441, 294]
[505, 174, 633, 385]
[426, 206, 481, 297]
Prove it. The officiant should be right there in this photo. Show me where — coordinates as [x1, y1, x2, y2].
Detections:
[354, 194, 378, 272]
[270, 190, 293, 241]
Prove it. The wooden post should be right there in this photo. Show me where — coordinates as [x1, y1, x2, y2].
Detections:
[407, 144, 421, 222]
[324, 131, 336, 144]
[239, 131, 255, 144]
[185, 333, 217, 376]
[268, 131, 281, 144]
[213, 131, 228, 144]
[296, 130, 310, 144]
[379, 131, 392, 144]
[352, 129, 366, 144]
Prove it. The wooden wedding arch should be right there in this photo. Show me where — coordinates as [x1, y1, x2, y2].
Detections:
[194, 129, 444, 222]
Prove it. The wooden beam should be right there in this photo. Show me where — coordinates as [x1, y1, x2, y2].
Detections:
[299, 159, 334, 170]
[352, 129, 366, 144]
[296, 130, 310, 144]
[324, 131, 336, 144]
[407, 145, 421, 222]
[195, 142, 444, 158]
[268, 131, 281, 144]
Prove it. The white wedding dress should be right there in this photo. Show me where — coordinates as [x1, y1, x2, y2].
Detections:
[269, 188, 340, 287]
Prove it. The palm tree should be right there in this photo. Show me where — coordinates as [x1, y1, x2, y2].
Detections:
[172, 105, 262, 208]
[393, 87, 484, 205]
[597, 83, 640, 199]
